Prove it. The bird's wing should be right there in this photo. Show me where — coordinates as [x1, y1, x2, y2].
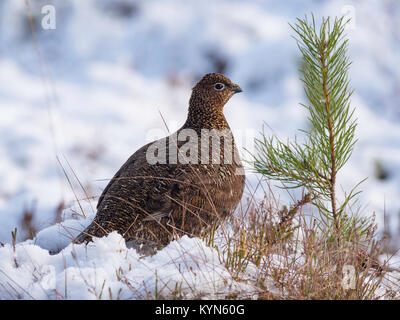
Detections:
[96, 143, 150, 209]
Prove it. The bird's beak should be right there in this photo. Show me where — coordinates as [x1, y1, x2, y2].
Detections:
[231, 84, 242, 94]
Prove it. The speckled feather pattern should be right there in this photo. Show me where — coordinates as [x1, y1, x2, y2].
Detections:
[74, 73, 245, 254]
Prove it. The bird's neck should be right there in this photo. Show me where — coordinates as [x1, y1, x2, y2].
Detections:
[183, 96, 230, 130]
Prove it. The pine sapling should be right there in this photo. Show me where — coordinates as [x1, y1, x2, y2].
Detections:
[251, 15, 372, 246]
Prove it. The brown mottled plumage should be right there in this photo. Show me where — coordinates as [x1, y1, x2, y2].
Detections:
[74, 73, 245, 254]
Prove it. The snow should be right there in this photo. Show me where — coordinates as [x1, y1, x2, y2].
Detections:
[0, 232, 258, 299]
[0, 0, 400, 299]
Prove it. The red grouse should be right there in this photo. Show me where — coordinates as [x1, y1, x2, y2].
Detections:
[74, 73, 245, 254]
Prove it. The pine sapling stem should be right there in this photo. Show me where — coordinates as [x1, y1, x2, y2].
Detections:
[320, 39, 339, 241]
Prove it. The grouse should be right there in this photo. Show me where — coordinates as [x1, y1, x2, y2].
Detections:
[74, 73, 245, 255]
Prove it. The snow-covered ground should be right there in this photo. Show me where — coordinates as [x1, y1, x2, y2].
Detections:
[0, 232, 261, 299]
[0, 0, 399, 299]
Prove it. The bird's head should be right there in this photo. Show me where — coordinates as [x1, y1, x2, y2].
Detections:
[191, 73, 242, 108]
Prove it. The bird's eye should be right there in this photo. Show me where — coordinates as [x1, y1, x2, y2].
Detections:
[214, 83, 225, 91]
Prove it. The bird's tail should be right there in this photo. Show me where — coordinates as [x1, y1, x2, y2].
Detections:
[73, 221, 107, 244]
[73, 230, 92, 244]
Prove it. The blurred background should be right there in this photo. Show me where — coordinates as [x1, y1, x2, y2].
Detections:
[0, 0, 399, 248]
